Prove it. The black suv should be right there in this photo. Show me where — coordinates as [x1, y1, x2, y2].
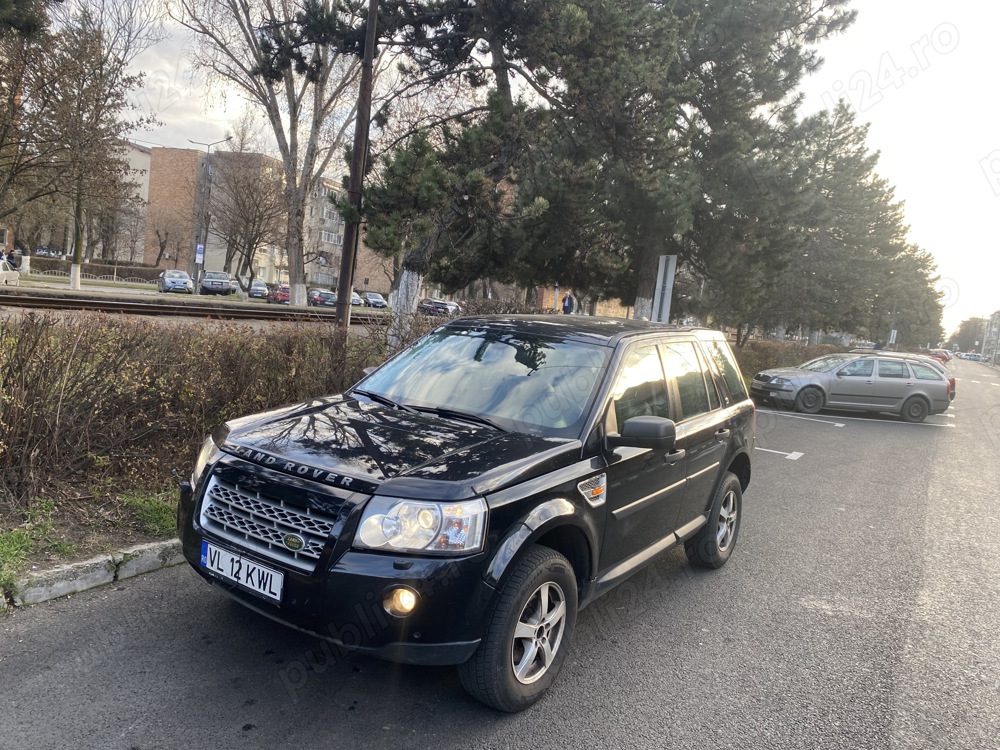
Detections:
[178, 316, 755, 711]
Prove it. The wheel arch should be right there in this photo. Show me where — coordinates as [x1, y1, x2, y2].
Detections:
[483, 500, 596, 600]
[726, 450, 752, 491]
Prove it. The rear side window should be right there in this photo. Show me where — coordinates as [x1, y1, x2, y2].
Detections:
[877, 360, 908, 378]
[705, 340, 748, 403]
[609, 346, 669, 432]
[910, 363, 943, 380]
[662, 342, 711, 420]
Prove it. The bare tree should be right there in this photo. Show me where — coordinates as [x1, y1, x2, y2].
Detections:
[169, 0, 362, 306]
[47, 0, 162, 288]
[147, 203, 191, 267]
[211, 129, 286, 286]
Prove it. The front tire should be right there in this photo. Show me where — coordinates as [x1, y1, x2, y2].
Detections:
[685, 472, 743, 569]
[458, 545, 577, 712]
[794, 386, 823, 414]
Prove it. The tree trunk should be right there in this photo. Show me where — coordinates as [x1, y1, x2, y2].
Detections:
[69, 182, 84, 291]
[285, 183, 307, 306]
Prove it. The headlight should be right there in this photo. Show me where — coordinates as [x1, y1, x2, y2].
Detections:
[771, 377, 792, 386]
[191, 426, 228, 484]
[354, 497, 487, 554]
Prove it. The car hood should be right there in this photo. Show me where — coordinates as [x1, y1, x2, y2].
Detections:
[218, 395, 580, 501]
[758, 367, 819, 380]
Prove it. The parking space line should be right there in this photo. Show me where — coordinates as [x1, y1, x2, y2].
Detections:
[756, 408, 955, 428]
[756, 409, 845, 427]
[755, 447, 804, 460]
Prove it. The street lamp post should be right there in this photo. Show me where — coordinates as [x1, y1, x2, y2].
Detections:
[188, 136, 232, 292]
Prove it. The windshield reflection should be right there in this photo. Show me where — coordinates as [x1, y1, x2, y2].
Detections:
[358, 328, 610, 436]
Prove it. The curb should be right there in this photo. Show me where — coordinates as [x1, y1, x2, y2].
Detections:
[4, 538, 184, 609]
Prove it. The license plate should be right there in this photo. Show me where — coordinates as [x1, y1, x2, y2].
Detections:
[200, 541, 284, 603]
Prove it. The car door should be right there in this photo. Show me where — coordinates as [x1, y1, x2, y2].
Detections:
[600, 344, 688, 571]
[827, 358, 876, 407]
[661, 340, 731, 526]
[871, 358, 911, 410]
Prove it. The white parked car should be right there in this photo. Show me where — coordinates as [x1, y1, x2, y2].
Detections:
[0, 260, 20, 286]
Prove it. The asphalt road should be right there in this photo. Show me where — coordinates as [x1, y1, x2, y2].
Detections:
[3, 360, 999, 750]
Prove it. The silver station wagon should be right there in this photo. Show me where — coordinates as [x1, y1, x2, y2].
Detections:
[751, 353, 951, 422]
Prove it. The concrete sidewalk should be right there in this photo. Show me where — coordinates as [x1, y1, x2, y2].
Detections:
[4, 538, 184, 609]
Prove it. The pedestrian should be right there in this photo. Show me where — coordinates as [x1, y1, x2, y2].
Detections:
[562, 292, 574, 315]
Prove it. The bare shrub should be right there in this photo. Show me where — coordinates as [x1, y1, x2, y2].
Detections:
[0, 313, 384, 507]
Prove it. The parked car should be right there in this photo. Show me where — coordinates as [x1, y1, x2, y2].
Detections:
[752, 352, 951, 422]
[0, 260, 20, 286]
[927, 349, 951, 363]
[307, 288, 338, 307]
[178, 317, 755, 711]
[200, 271, 236, 295]
[350, 291, 364, 306]
[157, 269, 194, 294]
[362, 292, 387, 308]
[267, 284, 290, 304]
[850, 349, 956, 401]
[248, 279, 269, 299]
[418, 297, 460, 316]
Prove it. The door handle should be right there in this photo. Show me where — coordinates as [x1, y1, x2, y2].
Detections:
[665, 449, 686, 465]
[715, 428, 731, 440]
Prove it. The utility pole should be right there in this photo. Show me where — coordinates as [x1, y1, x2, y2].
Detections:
[336, 0, 378, 329]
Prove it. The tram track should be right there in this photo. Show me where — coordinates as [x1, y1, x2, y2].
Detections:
[0, 288, 385, 324]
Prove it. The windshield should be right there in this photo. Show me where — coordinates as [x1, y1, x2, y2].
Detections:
[798, 354, 855, 373]
[204, 272, 227, 280]
[357, 326, 610, 436]
[165, 270, 187, 279]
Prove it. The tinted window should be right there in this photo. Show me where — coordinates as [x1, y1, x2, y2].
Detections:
[839, 359, 874, 377]
[360, 327, 610, 436]
[877, 360, 908, 378]
[706, 340, 748, 402]
[663, 342, 711, 420]
[609, 346, 669, 432]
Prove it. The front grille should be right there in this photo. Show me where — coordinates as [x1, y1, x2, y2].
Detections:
[199, 476, 337, 573]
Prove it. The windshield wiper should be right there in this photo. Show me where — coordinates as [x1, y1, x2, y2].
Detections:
[351, 389, 418, 414]
[412, 406, 507, 432]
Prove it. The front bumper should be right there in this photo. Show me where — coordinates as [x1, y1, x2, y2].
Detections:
[750, 381, 796, 407]
[178, 482, 493, 666]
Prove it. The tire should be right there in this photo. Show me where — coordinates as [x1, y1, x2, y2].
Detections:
[794, 386, 823, 414]
[685, 472, 742, 569]
[458, 545, 577, 712]
[901, 396, 928, 423]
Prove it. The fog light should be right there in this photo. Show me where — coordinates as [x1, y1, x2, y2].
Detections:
[383, 587, 418, 617]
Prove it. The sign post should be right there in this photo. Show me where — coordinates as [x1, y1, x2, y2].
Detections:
[650, 255, 677, 323]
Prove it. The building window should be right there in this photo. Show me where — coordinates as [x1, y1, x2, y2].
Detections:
[322, 205, 340, 221]
[320, 230, 342, 245]
[0, 228, 7, 249]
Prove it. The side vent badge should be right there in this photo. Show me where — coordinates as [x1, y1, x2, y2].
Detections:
[577, 473, 607, 508]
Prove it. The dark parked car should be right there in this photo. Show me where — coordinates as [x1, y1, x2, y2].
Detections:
[363, 292, 388, 308]
[307, 288, 338, 307]
[418, 297, 460, 316]
[752, 352, 951, 422]
[267, 284, 290, 304]
[248, 279, 269, 299]
[178, 317, 755, 711]
[157, 269, 193, 294]
[200, 271, 236, 295]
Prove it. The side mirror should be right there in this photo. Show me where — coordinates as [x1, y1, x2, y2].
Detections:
[607, 416, 677, 451]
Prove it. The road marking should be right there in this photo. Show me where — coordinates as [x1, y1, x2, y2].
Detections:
[755, 447, 804, 460]
[757, 409, 845, 427]
[971, 380, 981, 383]
[757, 408, 955, 428]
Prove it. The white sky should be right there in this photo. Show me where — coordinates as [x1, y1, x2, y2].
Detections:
[798, 1, 1000, 334]
[132, 2, 998, 335]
